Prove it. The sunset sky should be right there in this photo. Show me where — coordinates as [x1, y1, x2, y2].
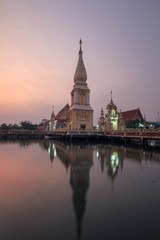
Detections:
[0, 0, 160, 125]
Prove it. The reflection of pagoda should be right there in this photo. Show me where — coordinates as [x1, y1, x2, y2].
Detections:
[106, 151, 119, 180]
[48, 141, 57, 163]
[69, 145, 93, 240]
[97, 145, 124, 181]
[54, 142, 70, 171]
[96, 144, 107, 173]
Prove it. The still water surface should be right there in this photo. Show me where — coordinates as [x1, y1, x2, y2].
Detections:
[0, 140, 160, 240]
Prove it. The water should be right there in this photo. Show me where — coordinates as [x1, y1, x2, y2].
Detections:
[0, 140, 160, 240]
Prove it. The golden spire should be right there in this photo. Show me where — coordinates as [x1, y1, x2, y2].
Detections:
[51, 105, 55, 118]
[110, 90, 113, 104]
[79, 39, 82, 54]
[74, 39, 87, 83]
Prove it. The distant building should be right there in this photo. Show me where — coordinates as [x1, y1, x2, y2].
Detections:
[36, 119, 50, 131]
[55, 103, 70, 129]
[121, 108, 143, 126]
[68, 40, 93, 130]
[98, 92, 144, 131]
[37, 104, 70, 131]
[106, 91, 119, 131]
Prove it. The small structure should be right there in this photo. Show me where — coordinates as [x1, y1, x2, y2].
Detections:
[106, 91, 119, 130]
[98, 108, 106, 131]
[50, 106, 56, 132]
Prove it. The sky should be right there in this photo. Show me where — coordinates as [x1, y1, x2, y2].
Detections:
[0, 0, 160, 125]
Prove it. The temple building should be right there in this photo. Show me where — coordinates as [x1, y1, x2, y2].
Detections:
[121, 108, 143, 126]
[68, 40, 93, 130]
[98, 92, 144, 131]
[37, 104, 70, 131]
[106, 91, 119, 130]
[55, 103, 70, 129]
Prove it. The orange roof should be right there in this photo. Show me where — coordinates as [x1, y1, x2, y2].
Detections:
[55, 104, 70, 121]
[121, 108, 143, 124]
[36, 126, 45, 131]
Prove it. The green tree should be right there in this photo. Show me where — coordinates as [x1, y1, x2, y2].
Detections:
[20, 121, 37, 130]
[0, 123, 9, 130]
[126, 119, 144, 129]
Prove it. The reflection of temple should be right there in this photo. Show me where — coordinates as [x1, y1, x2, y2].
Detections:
[52, 143, 93, 240]
[38, 141, 160, 171]
[36, 140, 160, 240]
[54, 142, 70, 170]
[96, 144, 160, 181]
[48, 141, 57, 162]
[41, 141, 93, 239]
[39, 140, 57, 166]
[69, 145, 93, 239]
[97, 145, 124, 181]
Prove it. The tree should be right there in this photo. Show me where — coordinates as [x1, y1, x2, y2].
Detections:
[126, 119, 144, 129]
[0, 123, 8, 130]
[20, 121, 37, 130]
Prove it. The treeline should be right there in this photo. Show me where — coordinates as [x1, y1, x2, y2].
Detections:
[0, 121, 38, 130]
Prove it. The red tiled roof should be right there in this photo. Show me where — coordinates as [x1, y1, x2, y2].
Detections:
[121, 108, 143, 124]
[55, 103, 70, 121]
[36, 126, 45, 131]
[36, 120, 50, 130]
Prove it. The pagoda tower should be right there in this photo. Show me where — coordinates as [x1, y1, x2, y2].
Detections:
[98, 107, 106, 131]
[106, 91, 118, 130]
[68, 40, 93, 130]
[50, 106, 55, 132]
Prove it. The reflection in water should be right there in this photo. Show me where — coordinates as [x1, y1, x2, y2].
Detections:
[110, 151, 119, 176]
[96, 144, 160, 181]
[96, 145, 123, 181]
[44, 141, 93, 239]
[56, 143, 93, 239]
[69, 145, 93, 240]
[1, 140, 160, 240]
[48, 142, 57, 161]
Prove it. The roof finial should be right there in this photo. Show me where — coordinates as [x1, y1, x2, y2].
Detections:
[111, 90, 113, 101]
[79, 39, 82, 54]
